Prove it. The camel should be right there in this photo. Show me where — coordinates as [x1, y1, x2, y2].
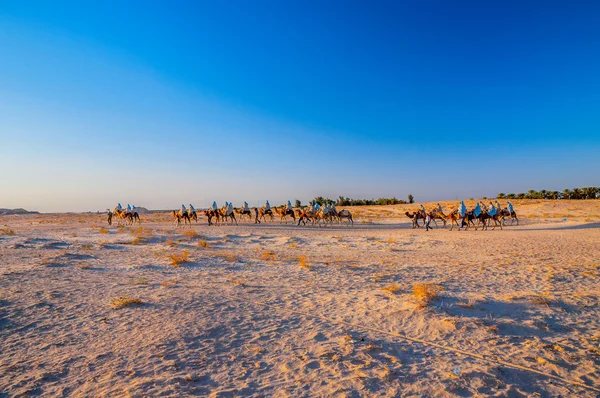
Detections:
[171, 210, 191, 227]
[295, 208, 312, 226]
[337, 209, 354, 225]
[235, 208, 252, 222]
[258, 208, 274, 223]
[405, 211, 424, 229]
[187, 208, 197, 223]
[445, 210, 462, 231]
[113, 208, 139, 225]
[499, 208, 519, 225]
[203, 209, 219, 226]
[274, 206, 296, 224]
[218, 206, 238, 225]
[314, 208, 335, 227]
[428, 210, 447, 228]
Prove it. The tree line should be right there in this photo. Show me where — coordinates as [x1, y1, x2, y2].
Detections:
[300, 194, 415, 207]
[497, 187, 599, 200]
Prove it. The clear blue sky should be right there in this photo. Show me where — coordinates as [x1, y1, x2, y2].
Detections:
[1, 0, 599, 212]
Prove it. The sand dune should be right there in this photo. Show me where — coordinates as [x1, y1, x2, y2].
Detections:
[1, 200, 599, 396]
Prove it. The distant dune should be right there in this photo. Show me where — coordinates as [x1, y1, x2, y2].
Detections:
[0, 208, 39, 216]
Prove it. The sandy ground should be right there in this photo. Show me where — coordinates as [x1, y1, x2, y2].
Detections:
[1, 200, 599, 397]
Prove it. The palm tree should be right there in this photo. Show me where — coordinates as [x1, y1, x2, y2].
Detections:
[562, 189, 572, 199]
[497, 193, 506, 199]
[408, 194, 414, 204]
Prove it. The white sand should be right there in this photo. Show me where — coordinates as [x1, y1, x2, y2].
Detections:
[1, 200, 599, 396]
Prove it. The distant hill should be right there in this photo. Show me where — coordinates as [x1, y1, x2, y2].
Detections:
[0, 208, 40, 216]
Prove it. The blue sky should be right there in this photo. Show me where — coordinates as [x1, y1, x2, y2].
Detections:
[1, 0, 599, 212]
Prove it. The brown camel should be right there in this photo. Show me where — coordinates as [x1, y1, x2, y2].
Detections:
[258, 208, 274, 223]
[428, 210, 447, 228]
[499, 209, 519, 225]
[203, 209, 219, 226]
[405, 211, 424, 229]
[171, 210, 191, 227]
[235, 208, 252, 222]
[445, 210, 462, 231]
[218, 207, 238, 225]
[337, 209, 354, 225]
[274, 206, 296, 224]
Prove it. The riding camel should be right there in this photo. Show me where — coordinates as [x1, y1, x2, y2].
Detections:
[203, 209, 219, 226]
[187, 208, 198, 223]
[218, 206, 238, 225]
[235, 208, 252, 222]
[258, 208, 274, 223]
[428, 210, 447, 228]
[444, 210, 462, 231]
[499, 208, 519, 225]
[274, 206, 296, 224]
[171, 210, 191, 227]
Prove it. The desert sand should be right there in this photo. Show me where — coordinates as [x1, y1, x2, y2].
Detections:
[1, 200, 599, 397]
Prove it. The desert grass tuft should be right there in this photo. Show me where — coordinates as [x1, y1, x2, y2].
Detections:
[413, 282, 443, 307]
[382, 283, 400, 294]
[198, 240, 210, 248]
[298, 255, 311, 270]
[131, 236, 147, 245]
[98, 227, 109, 234]
[261, 250, 276, 262]
[0, 227, 15, 236]
[183, 230, 198, 239]
[161, 279, 178, 288]
[219, 251, 240, 262]
[110, 295, 143, 309]
[168, 250, 189, 267]
[76, 263, 90, 270]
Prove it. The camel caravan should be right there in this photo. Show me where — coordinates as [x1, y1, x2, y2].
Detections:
[405, 200, 518, 231]
[157, 200, 354, 228]
[106, 199, 516, 231]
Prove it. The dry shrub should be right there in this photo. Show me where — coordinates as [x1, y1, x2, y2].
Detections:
[77, 263, 90, 270]
[0, 227, 15, 236]
[99, 227, 109, 234]
[82, 244, 92, 250]
[289, 242, 297, 249]
[168, 250, 189, 267]
[386, 237, 395, 244]
[161, 279, 178, 288]
[219, 252, 240, 262]
[130, 277, 149, 285]
[262, 250, 276, 262]
[198, 240, 210, 248]
[130, 226, 143, 234]
[111, 295, 143, 309]
[228, 277, 246, 287]
[413, 283, 443, 307]
[382, 283, 400, 294]
[298, 255, 310, 270]
[117, 226, 126, 234]
[183, 230, 198, 239]
[166, 240, 177, 248]
[131, 236, 147, 245]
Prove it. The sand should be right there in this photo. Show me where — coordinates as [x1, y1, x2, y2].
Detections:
[1, 200, 599, 397]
